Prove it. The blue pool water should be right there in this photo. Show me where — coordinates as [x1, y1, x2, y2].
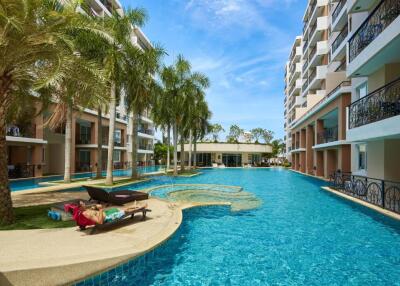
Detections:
[10, 165, 166, 192]
[79, 168, 400, 285]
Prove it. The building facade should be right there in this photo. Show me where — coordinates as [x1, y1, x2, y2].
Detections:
[179, 143, 272, 167]
[7, 0, 155, 179]
[285, 0, 400, 183]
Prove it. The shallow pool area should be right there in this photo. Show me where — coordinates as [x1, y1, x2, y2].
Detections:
[10, 165, 166, 192]
[78, 168, 400, 285]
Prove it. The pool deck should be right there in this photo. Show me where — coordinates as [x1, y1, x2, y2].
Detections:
[0, 197, 229, 286]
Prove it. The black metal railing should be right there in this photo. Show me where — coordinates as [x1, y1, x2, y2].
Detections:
[331, 24, 348, 55]
[139, 144, 154, 150]
[303, 40, 309, 53]
[330, 172, 400, 214]
[309, 69, 316, 82]
[302, 60, 308, 73]
[302, 80, 309, 93]
[309, 45, 317, 59]
[348, 77, 400, 129]
[349, 0, 400, 62]
[138, 129, 154, 136]
[332, 0, 346, 24]
[8, 164, 35, 179]
[317, 126, 338, 144]
[309, 23, 317, 38]
[335, 61, 346, 72]
[76, 137, 91, 144]
[75, 162, 91, 173]
[6, 124, 36, 138]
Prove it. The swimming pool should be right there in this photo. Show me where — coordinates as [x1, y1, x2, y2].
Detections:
[78, 168, 400, 285]
[10, 165, 166, 192]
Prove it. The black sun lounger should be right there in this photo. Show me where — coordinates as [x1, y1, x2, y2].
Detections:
[85, 186, 149, 205]
[79, 206, 152, 234]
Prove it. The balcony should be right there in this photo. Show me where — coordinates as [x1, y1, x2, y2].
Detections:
[348, 77, 400, 129]
[7, 124, 36, 138]
[331, 24, 348, 55]
[139, 144, 154, 151]
[302, 80, 309, 93]
[317, 126, 338, 144]
[309, 45, 317, 60]
[76, 137, 91, 145]
[309, 69, 316, 82]
[138, 129, 154, 136]
[348, 0, 400, 63]
[332, 0, 346, 25]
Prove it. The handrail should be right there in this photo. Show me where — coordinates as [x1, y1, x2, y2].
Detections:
[348, 0, 400, 62]
[332, 0, 345, 24]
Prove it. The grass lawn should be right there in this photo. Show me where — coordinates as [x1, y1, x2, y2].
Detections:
[0, 204, 75, 231]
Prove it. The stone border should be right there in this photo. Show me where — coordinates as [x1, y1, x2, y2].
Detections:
[321, 186, 400, 221]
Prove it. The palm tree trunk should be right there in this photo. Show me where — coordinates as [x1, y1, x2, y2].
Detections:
[188, 130, 192, 170]
[172, 122, 178, 176]
[193, 137, 197, 169]
[0, 95, 14, 225]
[131, 114, 139, 179]
[180, 137, 185, 173]
[105, 82, 117, 185]
[96, 107, 102, 179]
[166, 124, 171, 171]
[64, 103, 72, 183]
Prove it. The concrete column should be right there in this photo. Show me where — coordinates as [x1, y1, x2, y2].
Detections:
[340, 145, 351, 173]
[300, 129, 306, 148]
[306, 125, 314, 174]
[316, 151, 324, 177]
[315, 119, 324, 145]
[326, 149, 337, 178]
[338, 93, 351, 140]
[300, 151, 306, 173]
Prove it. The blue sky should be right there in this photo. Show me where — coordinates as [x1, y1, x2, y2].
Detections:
[121, 0, 307, 140]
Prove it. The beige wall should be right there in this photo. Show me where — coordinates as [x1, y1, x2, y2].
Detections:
[180, 143, 272, 154]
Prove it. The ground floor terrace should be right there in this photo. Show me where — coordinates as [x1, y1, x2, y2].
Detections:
[6, 106, 155, 179]
[178, 142, 272, 167]
[290, 85, 351, 179]
[1, 168, 400, 285]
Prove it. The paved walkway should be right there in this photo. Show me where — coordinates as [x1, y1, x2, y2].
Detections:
[0, 198, 186, 286]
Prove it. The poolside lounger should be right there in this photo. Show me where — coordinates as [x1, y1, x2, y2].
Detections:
[87, 206, 151, 234]
[85, 186, 148, 205]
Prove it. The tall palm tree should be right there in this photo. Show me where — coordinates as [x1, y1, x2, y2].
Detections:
[0, 0, 105, 224]
[95, 7, 147, 185]
[124, 43, 164, 179]
[160, 56, 210, 175]
[191, 99, 212, 169]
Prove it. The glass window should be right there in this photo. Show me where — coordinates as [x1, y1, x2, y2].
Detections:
[113, 150, 121, 163]
[358, 144, 367, 170]
[357, 83, 368, 99]
[114, 130, 122, 144]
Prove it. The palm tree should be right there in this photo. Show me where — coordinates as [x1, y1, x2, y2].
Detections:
[0, 0, 105, 224]
[124, 43, 164, 179]
[96, 7, 147, 185]
[210, 123, 224, 142]
[191, 100, 212, 169]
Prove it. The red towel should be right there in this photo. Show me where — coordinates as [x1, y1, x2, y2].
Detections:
[64, 203, 96, 227]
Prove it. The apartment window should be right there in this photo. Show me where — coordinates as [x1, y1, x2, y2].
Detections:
[79, 150, 90, 165]
[357, 144, 367, 171]
[80, 125, 91, 144]
[357, 83, 368, 99]
[113, 150, 121, 163]
[114, 130, 122, 144]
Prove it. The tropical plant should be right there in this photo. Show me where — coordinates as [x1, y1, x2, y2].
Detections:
[271, 139, 285, 157]
[262, 129, 274, 144]
[0, 0, 106, 224]
[95, 6, 148, 185]
[250, 128, 265, 143]
[191, 100, 212, 168]
[210, 123, 224, 142]
[226, 125, 243, 143]
[154, 142, 173, 165]
[124, 42, 164, 179]
[160, 55, 209, 176]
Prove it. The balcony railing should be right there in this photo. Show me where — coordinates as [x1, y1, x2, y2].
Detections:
[317, 126, 338, 144]
[309, 23, 317, 38]
[330, 172, 400, 214]
[332, 0, 345, 24]
[289, 84, 295, 96]
[309, 69, 316, 82]
[335, 60, 346, 72]
[309, 45, 317, 60]
[7, 124, 36, 138]
[348, 0, 400, 62]
[348, 77, 400, 129]
[8, 164, 35, 179]
[303, 40, 309, 53]
[331, 24, 348, 55]
[139, 144, 154, 150]
[138, 129, 154, 136]
[302, 60, 308, 73]
[76, 137, 91, 144]
[102, 137, 125, 146]
[302, 80, 309, 93]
